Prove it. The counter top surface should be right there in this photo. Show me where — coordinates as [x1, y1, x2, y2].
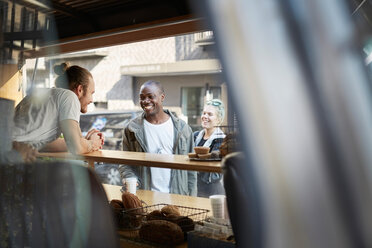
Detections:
[102, 183, 211, 212]
[38, 150, 222, 172]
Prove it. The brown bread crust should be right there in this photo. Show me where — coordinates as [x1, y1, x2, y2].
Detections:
[109, 199, 124, 209]
[139, 220, 184, 245]
[120, 193, 144, 228]
[146, 210, 165, 221]
[161, 205, 180, 216]
[121, 192, 143, 211]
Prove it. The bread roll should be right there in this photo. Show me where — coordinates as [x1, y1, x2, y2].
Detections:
[109, 199, 124, 209]
[194, 146, 210, 154]
[121, 192, 144, 228]
[121, 192, 143, 211]
[172, 216, 195, 232]
[146, 210, 165, 221]
[161, 205, 181, 216]
[197, 153, 212, 159]
[146, 209, 196, 233]
[139, 220, 184, 245]
[188, 153, 198, 158]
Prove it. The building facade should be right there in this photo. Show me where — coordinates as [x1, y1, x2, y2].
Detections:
[25, 32, 228, 130]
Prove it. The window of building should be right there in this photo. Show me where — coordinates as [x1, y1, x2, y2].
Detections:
[181, 85, 222, 131]
[206, 86, 221, 100]
[181, 87, 204, 131]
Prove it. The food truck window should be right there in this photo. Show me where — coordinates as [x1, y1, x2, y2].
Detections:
[18, 31, 230, 185]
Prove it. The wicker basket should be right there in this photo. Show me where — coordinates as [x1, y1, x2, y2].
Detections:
[113, 203, 209, 231]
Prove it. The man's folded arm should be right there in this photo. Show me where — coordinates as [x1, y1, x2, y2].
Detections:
[60, 119, 101, 154]
[40, 138, 68, 152]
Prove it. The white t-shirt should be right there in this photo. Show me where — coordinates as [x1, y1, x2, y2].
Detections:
[13, 88, 81, 149]
[144, 117, 174, 193]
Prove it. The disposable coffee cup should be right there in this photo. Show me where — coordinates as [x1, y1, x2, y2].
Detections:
[209, 195, 226, 219]
[125, 178, 137, 194]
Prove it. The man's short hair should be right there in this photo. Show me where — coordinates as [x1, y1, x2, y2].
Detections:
[141, 80, 164, 94]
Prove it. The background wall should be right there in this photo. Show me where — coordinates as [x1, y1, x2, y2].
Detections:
[133, 74, 224, 106]
[0, 65, 23, 105]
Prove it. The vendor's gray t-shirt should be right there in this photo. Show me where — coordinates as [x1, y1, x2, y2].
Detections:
[13, 88, 80, 149]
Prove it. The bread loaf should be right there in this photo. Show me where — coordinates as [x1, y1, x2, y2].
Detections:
[172, 216, 195, 232]
[161, 205, 180, 216]
[197, 153, 212, 159]
[121, 192, 143, 211]
[109, 199, 124, 228]
[139, 220, 184, 245]
[188, 153, 198, 158]
[121, 192, 144, 228]
[194, 146, 210, 154]
[110, 199, 124, 209]
[146, 210, 165, 221]
[162, 214, 195, 232]
[146, 210, 195, 233]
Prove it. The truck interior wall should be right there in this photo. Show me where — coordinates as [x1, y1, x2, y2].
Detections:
[0, 64, 23, 106]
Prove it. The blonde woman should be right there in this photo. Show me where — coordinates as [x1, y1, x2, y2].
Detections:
[194, 99, 226, 197]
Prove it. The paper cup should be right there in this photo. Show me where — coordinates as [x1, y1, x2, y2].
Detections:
[209, 195, 226, 219]
[125, 178, 137, 194]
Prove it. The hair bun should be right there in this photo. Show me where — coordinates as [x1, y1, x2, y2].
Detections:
[53, 62, 70, 75]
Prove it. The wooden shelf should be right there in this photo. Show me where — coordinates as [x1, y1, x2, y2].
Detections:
[38, 150, 222, 173]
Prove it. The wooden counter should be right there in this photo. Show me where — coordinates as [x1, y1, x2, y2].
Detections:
[103, 184, 212, 212]
[38, 150, 222, 173]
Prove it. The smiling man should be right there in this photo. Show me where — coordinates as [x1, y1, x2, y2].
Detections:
[118, 80, 197, 196]
[12, 63, 104, 155]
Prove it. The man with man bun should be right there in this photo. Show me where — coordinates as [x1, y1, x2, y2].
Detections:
[12, 62, 104, 154]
